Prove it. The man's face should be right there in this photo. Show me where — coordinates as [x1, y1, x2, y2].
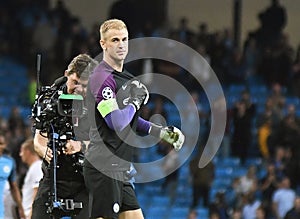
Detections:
[65, 73, 87, 96]
[0, 135, 6, 154]
[77, 78, 88, 97]
[19, 146, 28, 164]
[101, 28, 128, 63]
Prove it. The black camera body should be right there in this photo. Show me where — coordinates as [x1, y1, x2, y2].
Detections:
[32, 82, 83, 135]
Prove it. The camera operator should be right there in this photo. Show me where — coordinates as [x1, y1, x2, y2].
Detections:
[31, 54, 98, 219]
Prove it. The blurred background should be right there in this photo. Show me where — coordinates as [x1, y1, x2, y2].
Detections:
[1, 0, 300, 218]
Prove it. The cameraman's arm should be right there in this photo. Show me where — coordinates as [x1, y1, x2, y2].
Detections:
[34, 129, 53, 163]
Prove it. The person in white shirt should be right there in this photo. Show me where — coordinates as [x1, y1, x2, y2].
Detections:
[242, 192, 261, 219]
[19, 138, 43, 219]
[272, 176, 296, 219]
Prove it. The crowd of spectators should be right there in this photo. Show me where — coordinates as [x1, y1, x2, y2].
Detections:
[1, 0, 300, 218]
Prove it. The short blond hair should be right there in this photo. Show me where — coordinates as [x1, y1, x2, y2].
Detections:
[100, 19, 127, 40]
[21, 138, 36, 154]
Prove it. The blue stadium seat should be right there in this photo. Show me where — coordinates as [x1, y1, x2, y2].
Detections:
[285, 96, 300, 107]
[245, 157, 262, 168]
[249, 85, 268, 96]
[227, 84, 246, 94]
[196, 207, 209, 219]
[145, 205, 168, 219]
[168, 207, 189, 218]
[0, 106, 11, 119]
[152, 195, 170, 205]
[215, 167, 234, 178]
[219, 157, 241, 167]
[212, 178, 232, 188]
[231, 167, 247, 178]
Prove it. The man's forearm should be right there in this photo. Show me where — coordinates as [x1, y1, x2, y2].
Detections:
[10, 183, 23, 209]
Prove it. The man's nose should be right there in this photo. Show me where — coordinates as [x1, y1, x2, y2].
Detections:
[74, 85, 83, 94]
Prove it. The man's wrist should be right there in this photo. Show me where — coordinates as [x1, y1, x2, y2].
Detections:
[149, 123, 163, 138]
[80, 141, 86, 152]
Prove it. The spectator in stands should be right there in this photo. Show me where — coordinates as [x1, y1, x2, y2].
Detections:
[272, 177, 295, 219]
[282, 104, 300, 189]
[182, 92, 206, 150]
[224, 48, 247, 84]
[242, 192, 261, 219]
[256, 0, 287, 49]
[187, 209, 198, 219]
[256, 205, 266, 219]
[271, 146, 288, 180]
[209, 191, 229, 219]
[236, 165, 258, 195]
[231, 90, 256, 164]
[243, 37, 259, 77]
[208, 31, 227, 84]
[226, 177, 243, 209]
[259, 162, 278, 218]
[188, 43, 211, 91]
[291, 44, 300, 97]
[173, 17, 195, 46]
[8, 107, 25, 135]
[19, 138, 43, 219]
[189, 154, 215, 208]
[196, 22, 211, 49]
[209, 211, 221, 219]
[269, 83, 286, 119]
[257, 115, 272, 160]
[161, 143, 179, 205]
[69, 17, 89, 59]
[150, 96, 168, 156]
[230, 207, 242, 219]
[284, 196, 300, 219]
[276, 104, 300, 151]
[256, 97, 281, 156]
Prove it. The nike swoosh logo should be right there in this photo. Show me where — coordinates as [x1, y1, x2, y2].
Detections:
[122, 84, 127, 90]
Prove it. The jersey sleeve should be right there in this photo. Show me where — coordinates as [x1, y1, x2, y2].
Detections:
[89, 68, 119, 118]
[30, 161, 43, 188]
[8, 158, 17, 183]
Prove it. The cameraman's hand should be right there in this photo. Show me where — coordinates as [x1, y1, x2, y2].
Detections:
[34, 130, 53, 163]
[63, 140, 82, 155]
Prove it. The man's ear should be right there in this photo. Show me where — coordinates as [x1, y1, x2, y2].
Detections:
[100, 39, 106, 50]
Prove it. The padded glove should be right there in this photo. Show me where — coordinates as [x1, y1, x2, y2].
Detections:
[150, 124, 185, 151]
[128, 80, 149, 110]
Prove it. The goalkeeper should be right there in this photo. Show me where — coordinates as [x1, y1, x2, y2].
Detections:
[83, 18, 185, 219]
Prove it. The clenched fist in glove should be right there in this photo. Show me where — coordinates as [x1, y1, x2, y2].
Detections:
[150, 124, 185, 151]
[128, 80, 149, 110]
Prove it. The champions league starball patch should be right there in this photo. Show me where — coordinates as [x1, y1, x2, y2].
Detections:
[102, 87, 114, 99]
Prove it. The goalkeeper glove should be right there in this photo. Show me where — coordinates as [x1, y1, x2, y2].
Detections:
[128, 80, 149, 110]
[150, 125, 185, 151]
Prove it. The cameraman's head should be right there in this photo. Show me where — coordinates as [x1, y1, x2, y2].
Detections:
[64, 54, 98, 97]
